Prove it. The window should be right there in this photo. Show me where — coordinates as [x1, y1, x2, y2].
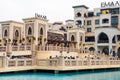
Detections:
[96, 12, 100, 16]
[111, 16, 118, 25]
[15, 30, 19, 37]
[28, 27, 32, 35]
[76, 20, 82, 27]
[111, 8, 119, 14]
[4, 30, 8, 37]
[102, 18, 109, 23]
[64, 34, 67, 41]
[87, 28, 91, 32]
[76, 12, 81, 17]
[88, 12, 94, 17]
[84, 13, 87, 17]
[95, 19, 100, 25]
[87, 20, 91, 25]
[80, 36, 82, 41]
[85, 36, 95, 42]
[40, 28, 43, 35]
[71, 35, 75, 41]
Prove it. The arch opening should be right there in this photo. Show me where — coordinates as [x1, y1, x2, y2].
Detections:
[4, 30, 8, 37]
[71, 35, 75, 42]
[98, 32, 109, 43]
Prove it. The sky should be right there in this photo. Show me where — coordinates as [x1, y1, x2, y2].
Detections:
[0, 0, 115, 23]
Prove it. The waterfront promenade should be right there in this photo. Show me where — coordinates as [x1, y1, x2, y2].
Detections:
[0, 57, 120, 73]
[0, 45, 120, 73]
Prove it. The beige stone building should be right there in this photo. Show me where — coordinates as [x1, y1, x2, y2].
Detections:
[0, 20, 23, 45]
[0, 3, 120, 58]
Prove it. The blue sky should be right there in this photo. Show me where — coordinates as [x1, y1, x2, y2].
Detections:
[0, 0, 114, 23]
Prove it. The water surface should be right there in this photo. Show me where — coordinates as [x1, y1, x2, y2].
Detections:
[0, 69, 120, 80]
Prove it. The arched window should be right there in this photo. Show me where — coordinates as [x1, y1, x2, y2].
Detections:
[40, 28, 43, 35]
[84, 13, 87, 17]
[4, 30, 8, 37]
[76, 12, 81, 17]
[76, 20, 82, 27]
[71, 35, 75, 41]
[98, 32, 109, 43]
[28, 27, 32, 35]
[89, 47, 95, 52]
[15, 30, 19, 37]
[102, 18, 109, 23]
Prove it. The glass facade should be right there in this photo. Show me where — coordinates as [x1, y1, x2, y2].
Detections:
[95, 19, 100, 25]
[111, 8, 119, 14]
[111, 16, 118, 25]
[87, 20, 91, 25]
[101, 8, 119, 14]
[87, 28, 91, 32]
[96, 12, 100, 16]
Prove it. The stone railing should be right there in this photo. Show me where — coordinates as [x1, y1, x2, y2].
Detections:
[36, 59, 59, 67]
[36, 45, 78, 52]
[7, 59, 33, 67]
[36, 58, 120, 67]
[0, 46, 7, 52]
[0, 57, 4, 68]
[12, 45, 32, 51]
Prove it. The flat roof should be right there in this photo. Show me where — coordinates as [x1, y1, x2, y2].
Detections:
[65, 20, 74, 22]
[72, 5, 89, 9]
[0, 20, 23, 25]
[22, 17, 48, 22]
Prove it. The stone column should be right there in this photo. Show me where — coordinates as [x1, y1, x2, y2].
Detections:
[59, 56, 64, 66]
[7, 43, 12, 53]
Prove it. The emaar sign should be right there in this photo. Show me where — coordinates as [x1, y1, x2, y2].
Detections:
[101, 1, 120, 8]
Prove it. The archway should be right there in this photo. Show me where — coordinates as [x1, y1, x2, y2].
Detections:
[118, 47, 120, 58]
[98, 32, 109, 43]
[102, 47, 109, 55]
[89, 47, 95, 52]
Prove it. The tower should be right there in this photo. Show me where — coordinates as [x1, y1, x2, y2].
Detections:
[73, 5, 89, 28]
[23, 14, 48, 46]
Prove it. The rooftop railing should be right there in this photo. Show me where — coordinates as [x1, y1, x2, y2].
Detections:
[36, 45, 78, 52]
[0, 46, 7, 52]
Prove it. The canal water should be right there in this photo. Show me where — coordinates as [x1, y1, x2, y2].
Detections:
[0, 69, 120, 80]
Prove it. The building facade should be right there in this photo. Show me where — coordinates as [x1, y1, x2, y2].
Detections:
[0, 2, 120, 57]
[73, 3, 120, 56]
